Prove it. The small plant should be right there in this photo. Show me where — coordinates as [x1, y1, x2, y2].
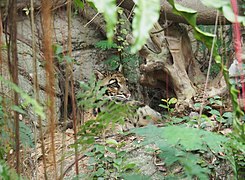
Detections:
[132, 125, 229, 179]
[159, 97, 177, 114]
[115, 8, 129, 52]
[53, 44, 74, 64]
[84, 139, 136, 179]
[208, 95, 223, 107]
[0, 161, 21, 180]
[95, 40, 118, 51]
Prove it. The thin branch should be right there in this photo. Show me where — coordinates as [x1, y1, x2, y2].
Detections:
[199, 11, 219, 119]
[30, 0, 48, 179]
[9, 0, 20, 174]
[41, 0, 57, 178]
[85, 0, 125, 27]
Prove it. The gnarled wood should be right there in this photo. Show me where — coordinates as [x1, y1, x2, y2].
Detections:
[138, 23, 204, 107]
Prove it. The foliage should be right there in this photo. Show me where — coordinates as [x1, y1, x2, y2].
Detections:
[226, 137, 245, 178]
[0, 97, 5, 159]
[95, 42, 142, 84]
[166, 1, 245, 178]
[159, 97, 177, 114]
[75, 76, 141, 178]
[76, 75, 136, 144]
[132, 125, 228, 179]
[0, 76, 45, 119]
[115, 8, 129, 52]
[0, 97, 34, 161]
[192, 97, 233, 127]
[83, 139, 137, 179]
[131, 0, 160, 53]
[19, 121, 34, 148]
[83, 0, 245, 178]
[53, 44, 74, 63]
[77, 74, 107, 111]
[122, 174, 151, 180]
[95, 40, 118, 51]
[86, 0, 160, 53]
[0, 161, 22, 180]
[200, 0, 245, 25]
[87, 0, 117, 42]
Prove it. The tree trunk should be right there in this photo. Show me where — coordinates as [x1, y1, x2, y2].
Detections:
[137, 23, 204, 109]
[118, 0, 229, 25]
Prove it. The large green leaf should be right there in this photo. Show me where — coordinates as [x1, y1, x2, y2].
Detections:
[87, 0, 117, 42]
[200, 0, 229, 9]
[133, 125, 217, 179]
[172, 3, 197, 27]
[200, 0, 245, 25]
[133, 125, 228, 152]
[162, 126, 227, 152]
[222, 5, 245, 25]
[158, 146, 210, 179]
[131, 0, 160, 53]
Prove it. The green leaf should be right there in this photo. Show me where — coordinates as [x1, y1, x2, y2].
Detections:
[19, 121, 34, 148]
[204, 105, 212, 110]
[114, 158, 123, 165]
[74, 0, 84, 9]
[161, 126, 227, 152]
[122, 163, 136, 171]
[11, 105, 26, 115]
[159, 104, 168, 109]
[209, 109, 221, 116]
[87, 0, 117, 42]
[106, 146, 117, 154]
[194, 103, 201, 108]
[131, 0, 160, 53]
[123, 174, 151, 180]
[169, 0, 197, 27]
[94, 167, 104, 176]
[200, 0, 229, 9]
[168, 97, 177, 105]
[222, 5, 245, 25]
[222, 112, 233, 119]
[64, 56, 73, 63]
[161, 99, 168, 103]
[95, 144, 105, 153]
[53, 44, 63, 55]
[106, 138, 118, 146]
[133, 125, 227, 152]
[117, 151, 126, 157]
[95, 40, 118, 50]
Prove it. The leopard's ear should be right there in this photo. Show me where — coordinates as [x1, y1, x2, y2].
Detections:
[94, 70, 104, 80]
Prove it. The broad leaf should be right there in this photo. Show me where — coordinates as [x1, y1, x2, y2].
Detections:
[131, 0, 160, 53]
[222, 5, 245, 25]
[133, 125, 228, 152]
[200, 0, 229, 9]
[87, 0, 117, 42]
[162, 126, 227, 152]
[158, 146, 210, 179]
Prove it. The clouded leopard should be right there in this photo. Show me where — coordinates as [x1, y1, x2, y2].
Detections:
[94, 70, 162, 131]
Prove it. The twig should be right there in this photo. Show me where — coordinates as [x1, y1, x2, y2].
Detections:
[199, 11, 219, 120]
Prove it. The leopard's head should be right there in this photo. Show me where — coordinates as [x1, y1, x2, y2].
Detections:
[94, 70, 131, 100]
